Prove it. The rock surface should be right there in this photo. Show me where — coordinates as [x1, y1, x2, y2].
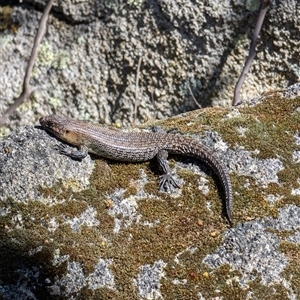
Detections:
[0, 0, 299, 133]
[0, 90, 300, 299]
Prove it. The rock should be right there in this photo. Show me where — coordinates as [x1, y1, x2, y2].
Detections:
[0, 91, 300, 298]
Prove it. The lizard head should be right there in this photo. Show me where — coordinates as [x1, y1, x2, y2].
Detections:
[39, 115, 73, 140]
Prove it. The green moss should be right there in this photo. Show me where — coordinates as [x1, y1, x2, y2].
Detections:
[1, 94, 300, 298]
[248, 278, 290, 299]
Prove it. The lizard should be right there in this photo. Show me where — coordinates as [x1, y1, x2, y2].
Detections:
[40, 114, 233, 224]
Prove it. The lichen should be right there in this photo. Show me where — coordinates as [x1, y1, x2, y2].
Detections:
[52, 50, 70, 70]
[1, 94, 300, 298]
[38, 42, 55, 67]
[127, 0, 144, 6]
[246, 0, 261, 11]
[37, 42, 70, 69]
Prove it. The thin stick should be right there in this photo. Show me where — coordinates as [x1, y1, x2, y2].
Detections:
[187, 82, 202, 109]
[133, 56, 142, 125]
[233, 0, 270, 106]
[0, 0, 54, 126]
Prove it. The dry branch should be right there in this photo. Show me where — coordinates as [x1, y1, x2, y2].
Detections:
[233, 0, 270, 106]
[0, 0, 54, 126]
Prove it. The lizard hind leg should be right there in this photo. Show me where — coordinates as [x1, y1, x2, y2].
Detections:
[156, 149, 180, 192]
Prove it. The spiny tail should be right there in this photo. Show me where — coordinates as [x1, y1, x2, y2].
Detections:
[166, 138, 233, 224]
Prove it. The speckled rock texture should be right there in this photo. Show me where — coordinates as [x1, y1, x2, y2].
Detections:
[0, 0, 299, 134]
[0, 89, 300, 299]
[0, 125, 95, 203]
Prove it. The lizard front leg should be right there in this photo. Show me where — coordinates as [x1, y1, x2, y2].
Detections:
[55, 144, 88, 160]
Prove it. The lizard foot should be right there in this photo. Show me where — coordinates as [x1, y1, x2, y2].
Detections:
[54, 144, 73, 156]
[159, 173, 181, 192]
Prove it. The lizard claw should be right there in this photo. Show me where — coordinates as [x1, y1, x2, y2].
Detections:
[53, 143, 88, 159]
[54, 144, 72, 156]
[159, 173, 181, 192]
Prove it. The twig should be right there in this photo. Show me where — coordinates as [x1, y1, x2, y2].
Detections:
[187, 82, 202, 109]
[0, 0, 54, 126]
[133, 56, 142, 125]
[233, 0, 270, 106]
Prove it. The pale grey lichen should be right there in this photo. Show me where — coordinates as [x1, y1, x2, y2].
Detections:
[87, 259, 115, 290]
[265, 194, 283, 205]
[292, 151, 300, 163]
[49, 258, 116, 295]
[52, 50, 70, 69]
[203, 221, 288, 286]
[136, 260, 167, 300]
[53, 262, 86, 295]
[37, 42, 55, 67]
[65, 206, 100, 232]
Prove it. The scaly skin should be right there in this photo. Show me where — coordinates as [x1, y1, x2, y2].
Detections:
[40, 114, 233, 224]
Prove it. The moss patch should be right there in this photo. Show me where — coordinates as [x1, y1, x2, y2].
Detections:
[1, 95, 300, 298]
